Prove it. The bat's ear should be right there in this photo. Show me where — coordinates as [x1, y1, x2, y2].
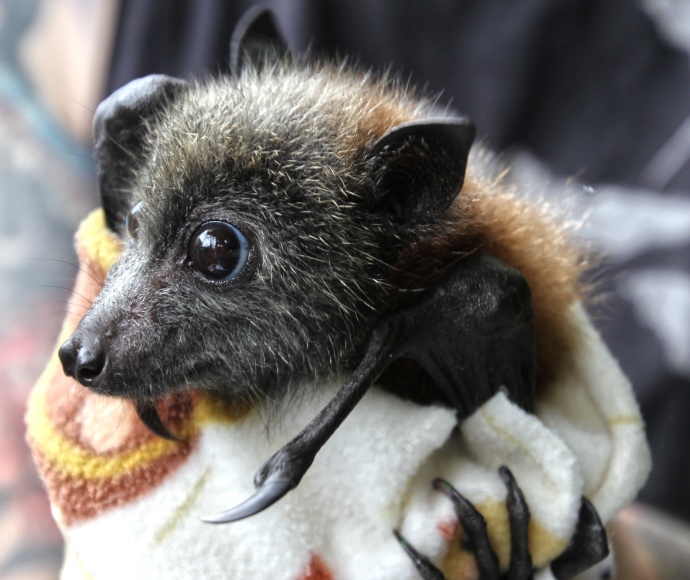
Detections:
[366, 118, 476, 221]
[93, 74, 188, 234]
[230, 7, 290, 77]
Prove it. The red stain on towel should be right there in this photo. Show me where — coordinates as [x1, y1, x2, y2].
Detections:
[438, 517, 460, 541]
[299, 555, 334, 580]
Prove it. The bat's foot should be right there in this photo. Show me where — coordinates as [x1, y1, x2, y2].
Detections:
[394, 467, 608, 579]
[550, 497, 609, 579]
[394, 529, 446, 580]
[395, 466, 532, 579]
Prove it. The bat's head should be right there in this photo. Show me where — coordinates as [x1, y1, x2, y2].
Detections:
[57, 10, 475, 405]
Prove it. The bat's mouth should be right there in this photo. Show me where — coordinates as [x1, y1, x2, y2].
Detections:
[59, 331, 185, 442]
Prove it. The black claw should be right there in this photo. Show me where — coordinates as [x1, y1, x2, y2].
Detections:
[404, 470, 596, 580]
[200, 480, 293, 523]
[551, 497, 609, 579]
[499, 466, 533, 580]
[433, 479, 500, 580]
[134, 400, 183, 441]
[394, 530, 446, 580]
[201, 321, 398, 525]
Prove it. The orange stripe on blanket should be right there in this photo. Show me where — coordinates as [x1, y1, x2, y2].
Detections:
[30, 444, 195, 526]
[27, 355, 250, 524]
[28, 360, 191, 475]
[28, 354, 250, 471]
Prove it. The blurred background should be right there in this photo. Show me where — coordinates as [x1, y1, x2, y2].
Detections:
[1, 0, 689, 578]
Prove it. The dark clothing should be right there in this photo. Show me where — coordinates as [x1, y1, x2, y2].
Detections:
[107, 0, 690, 521]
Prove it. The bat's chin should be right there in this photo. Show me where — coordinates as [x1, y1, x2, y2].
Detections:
[77, 380, 146, 399]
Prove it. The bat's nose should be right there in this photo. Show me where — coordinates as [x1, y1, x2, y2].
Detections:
[58, 338, 77, 378]
[58, 336, 107, 388]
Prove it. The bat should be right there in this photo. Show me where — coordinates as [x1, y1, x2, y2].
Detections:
[56, 8, 607, 579]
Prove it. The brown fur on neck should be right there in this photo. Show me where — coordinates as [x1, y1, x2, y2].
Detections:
[385, 156, 589, 395]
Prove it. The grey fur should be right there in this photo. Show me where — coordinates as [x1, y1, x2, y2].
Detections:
[68, 60, 472, 411]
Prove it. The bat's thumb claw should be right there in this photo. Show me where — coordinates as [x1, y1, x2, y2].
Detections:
[200, 480, 293, 524]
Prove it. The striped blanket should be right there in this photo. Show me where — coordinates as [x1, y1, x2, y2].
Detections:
[26, 209, 650, 579]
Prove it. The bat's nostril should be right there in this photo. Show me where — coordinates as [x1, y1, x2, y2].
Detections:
[74, 345, 107, 387]
[58, 338, 78, 378]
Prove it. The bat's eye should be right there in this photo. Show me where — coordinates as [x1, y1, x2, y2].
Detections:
[188, 221, 250, 281]
[126, 202, 143, 240]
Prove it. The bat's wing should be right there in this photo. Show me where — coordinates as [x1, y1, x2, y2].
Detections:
[202, 250, 536, 523]
[205, 251, 606, 578]
[392, 251, 536, 417]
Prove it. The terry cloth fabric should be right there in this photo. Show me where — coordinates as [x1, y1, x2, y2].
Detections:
[26, 209, 651, 580]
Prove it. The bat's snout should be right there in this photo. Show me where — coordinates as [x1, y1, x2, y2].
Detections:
[58, 334, 107, 389]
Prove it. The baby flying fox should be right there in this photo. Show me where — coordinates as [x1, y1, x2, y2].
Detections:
[57, 9, 604, 580]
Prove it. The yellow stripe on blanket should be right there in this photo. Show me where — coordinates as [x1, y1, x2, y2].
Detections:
[76, 209, 123, 273]
[27, 365, 181, 480]
[27, 358, 250, 480]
